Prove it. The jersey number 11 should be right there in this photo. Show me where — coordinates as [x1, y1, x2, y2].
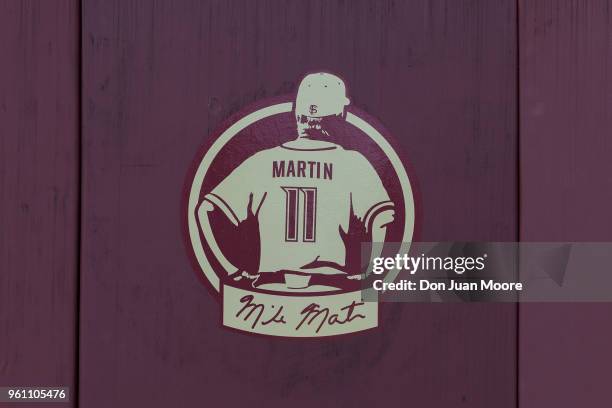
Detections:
[282, 187, 317, 243]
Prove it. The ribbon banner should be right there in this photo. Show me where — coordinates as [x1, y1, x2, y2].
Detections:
[222, 285, 378, 337]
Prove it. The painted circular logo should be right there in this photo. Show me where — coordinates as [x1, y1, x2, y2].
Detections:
[185, 72, 416, 337]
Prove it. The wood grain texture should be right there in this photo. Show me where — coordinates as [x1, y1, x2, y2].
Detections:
[81, 1, 516, 407]
[0, 1, 79, 406]
[520, 0, 612, 406]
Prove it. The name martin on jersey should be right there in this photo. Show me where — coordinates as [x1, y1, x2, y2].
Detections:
[272, 160, 333, 180]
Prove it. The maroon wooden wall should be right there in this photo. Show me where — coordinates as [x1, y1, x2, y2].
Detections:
[80, 0, 516, 407]
[3, 1, 611, 407]
[520, 0, 612, 406]
[0, 1, 79, 407]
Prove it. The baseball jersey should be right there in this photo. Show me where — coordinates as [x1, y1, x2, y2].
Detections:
[203, 139, 393, 275]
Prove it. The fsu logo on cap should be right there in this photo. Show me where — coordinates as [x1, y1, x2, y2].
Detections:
[184, 72, 416, 338]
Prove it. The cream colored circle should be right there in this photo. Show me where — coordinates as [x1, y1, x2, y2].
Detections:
[188, 102, 414, 291]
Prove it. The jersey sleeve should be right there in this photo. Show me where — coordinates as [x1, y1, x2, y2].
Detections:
[203, 155, 264, 224]
[348, 152, 394, 230]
